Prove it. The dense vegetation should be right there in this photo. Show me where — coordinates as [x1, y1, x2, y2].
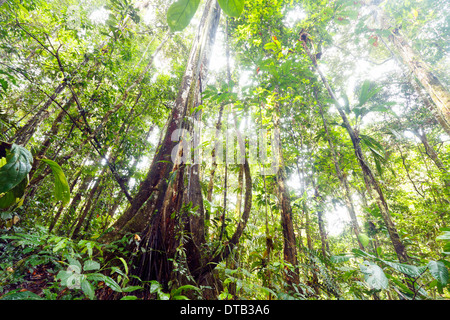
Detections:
[0, 0, 449, 301]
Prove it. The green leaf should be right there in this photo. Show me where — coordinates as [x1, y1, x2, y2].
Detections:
[218, 0, 244, 17]
[358, 233, 371, 248]
[40, 158, 71, 205]
[383, 261, 423, 278]
[81, 279, 95, 300]
[427, 260, 448, 286]
[67, 257, 82, 273]
[83, 260, 100, 271]
[122, 285, 144, 292]
[0, 289, 44, 300]
[104, 276, 122, 292]
[359, 261, 388, 290]
[0, 174, 28, 209]
[436, 231, 450, 241]
[171, 284, 201, 297]
[167, 0, 200, 32]
[0, 142, 32, 194]
[264, 42, 279, 52]
[86, 273, 106, 282]
[330, 253, 352, 263]
[357, 80, 381, 107]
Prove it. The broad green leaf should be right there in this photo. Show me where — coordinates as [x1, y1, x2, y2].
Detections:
[357, 80, 381, 107]
[86, 273, 106, 282]
[67, 257, 82, 272]
[330, 253, 352, 263]
[0, 191, 17, 209]
[427, 260, 448, 286]
[436, 231, 450, 241]
[218, 0, 245, 17]
[167, 0, 200, 32]
[40, 158, 71, 205]
[171, 284, 201, 297]
[104, 276, 122, 292]
[358, 233, 371, 248]
[81, 279, 95, 300]
[122, 285, 144, 293]
[0, 142, 32, 194]
[359, 261, 388, 290]
[121, 295, 138, 300]
[0, 289, 44, 300]
[83, 260, 101, 271]
[383, 261, 422, 278]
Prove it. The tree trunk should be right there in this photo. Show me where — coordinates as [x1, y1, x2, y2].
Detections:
[314, 88, 365, 250]
[368, 2, 450, 135]
[71, 167, 106, 239]
[113, 0, 222, 293]
[412, 128, 449, 189]
[273, 91, 300, 289]
[388, 29, 450, 135]
[101, 5, 217, 242]
[57, 173, 93, 235]
[302, 39, 409, 263]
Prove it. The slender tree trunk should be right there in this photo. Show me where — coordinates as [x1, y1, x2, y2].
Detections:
[412, 128, 449, 190]
[71, 167, 106, 239]
[302, 38, 409, 263]
[82, 183, 105, 235]
[313, 186, 329, 257]
[273, 91, 300, 289]
[314, 88, 365, 250]
[57, 173, 93, 235]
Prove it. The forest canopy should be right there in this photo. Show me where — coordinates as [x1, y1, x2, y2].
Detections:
[0, 0, 449, 302]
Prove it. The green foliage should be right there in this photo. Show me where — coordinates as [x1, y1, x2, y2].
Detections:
[218, 0, 245, 18]
[40, 159, 71, 205]
[167, 0, 201, 32]
[0, 142, 32, 207]
[1, 0, 448, 302]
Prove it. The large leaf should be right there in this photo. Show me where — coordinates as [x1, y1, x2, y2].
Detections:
[0, 142, 32, 194]
[427, 260, 449, 286]
[40, 158, 71, 205]
[383, 261, 424, 278]
[359, 260, 388, 290]
[167, 0, 200, 32]
[0, 175, 28, 209]
[358, 233, 371, 248]
[330, 253, 352, 263]
[103, 276, 122, 292]
[83, 260, 101, 271]
[218, 0, 244, 17]
[357, 80, 381, 107]
[81, 279, 95, 300]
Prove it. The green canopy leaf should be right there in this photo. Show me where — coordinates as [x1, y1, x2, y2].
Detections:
[167, 0, 200, 32]
[358, 233, 371, 248]
[218, 0, 245, 17]
[40, 158, 71, 205]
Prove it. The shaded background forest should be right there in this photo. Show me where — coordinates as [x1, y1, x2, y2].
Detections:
[0, 0, 449, 300]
